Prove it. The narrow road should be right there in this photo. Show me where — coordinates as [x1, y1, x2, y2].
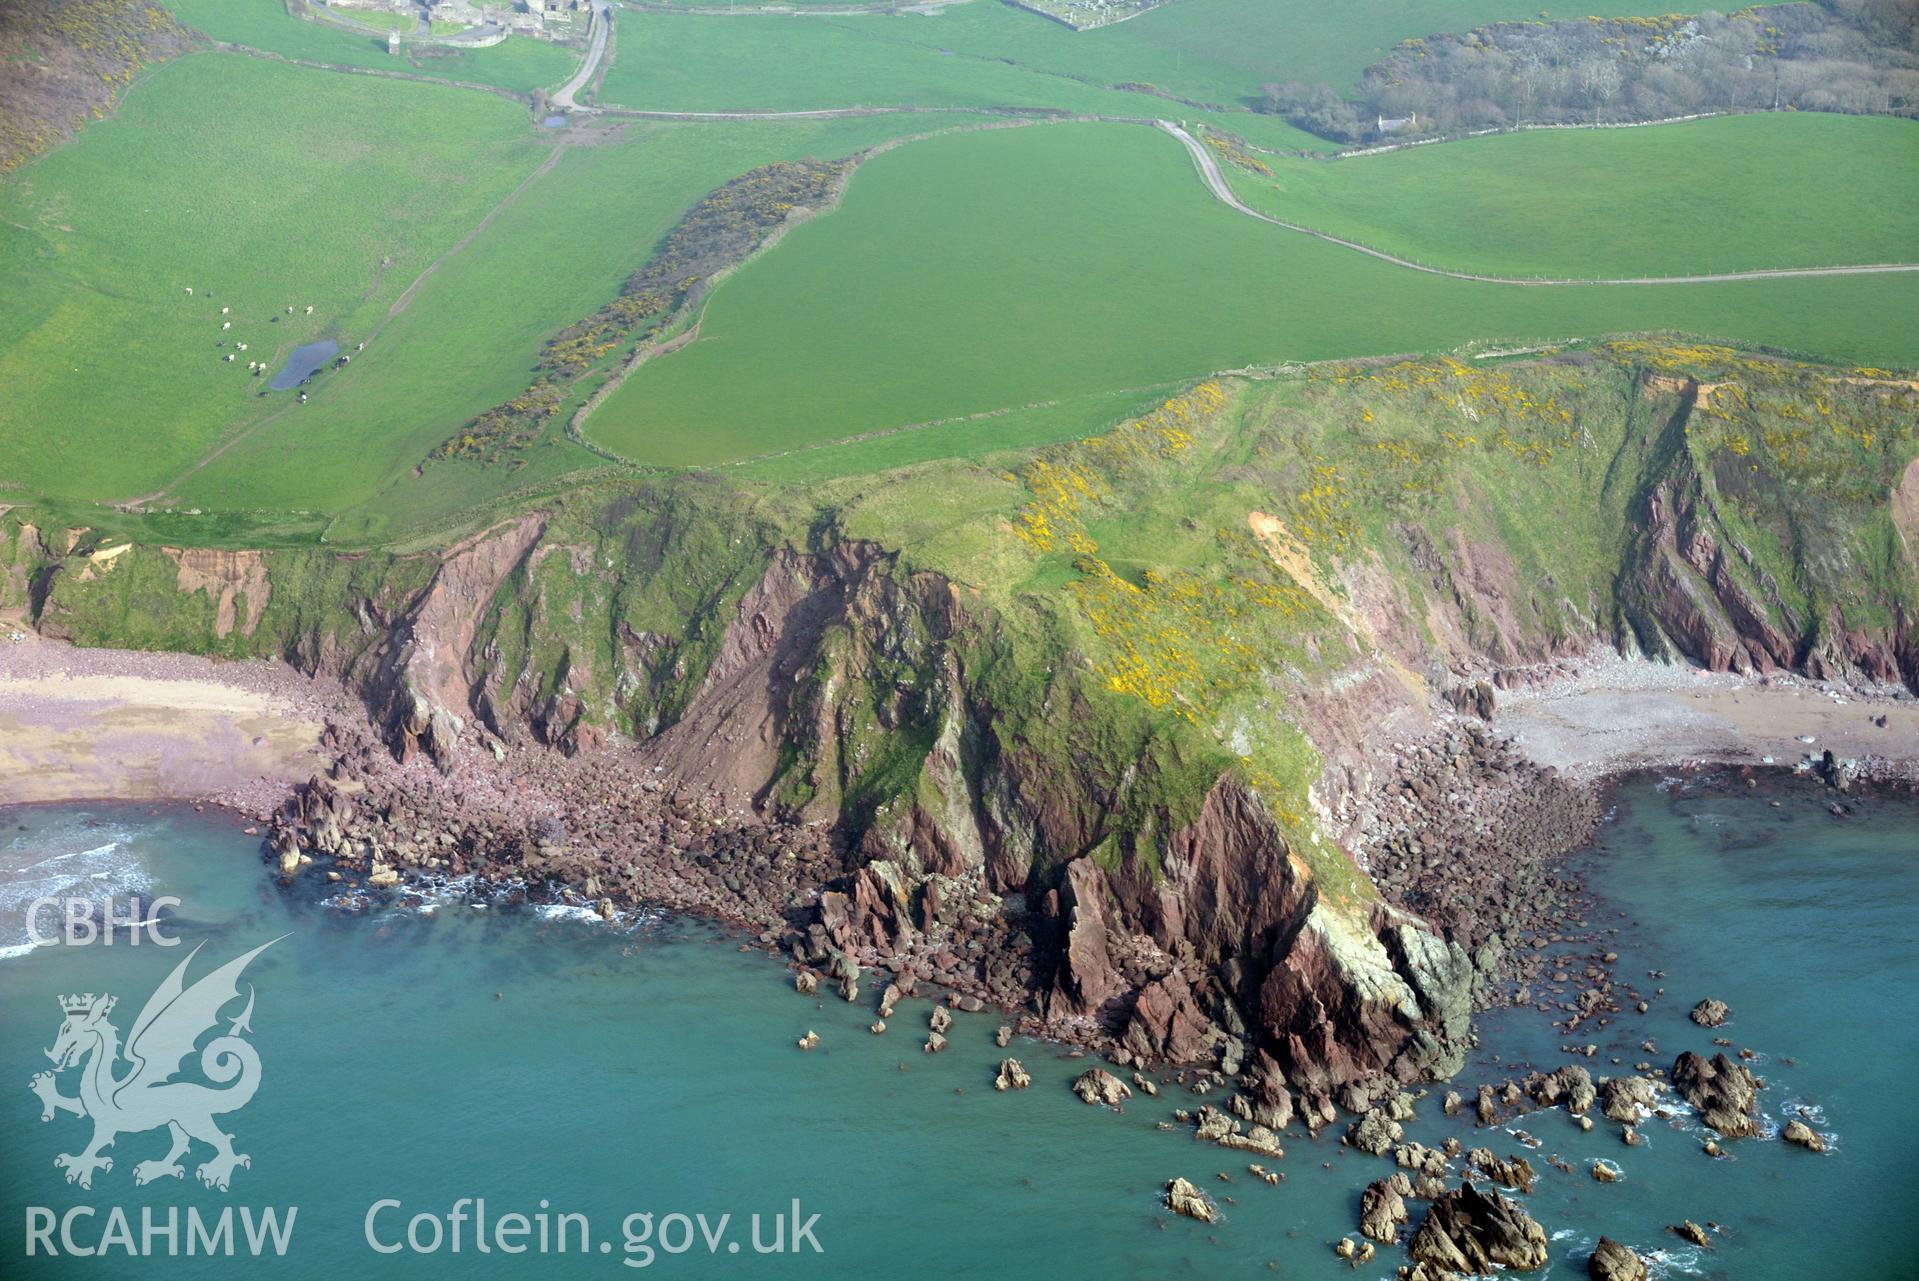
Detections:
[1156, 120, 1919, 288]
[553, 0, 612, 110]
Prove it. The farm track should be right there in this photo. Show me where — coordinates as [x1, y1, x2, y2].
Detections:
[1157, 120, 1919, 287]
[553, 0, 612, 110]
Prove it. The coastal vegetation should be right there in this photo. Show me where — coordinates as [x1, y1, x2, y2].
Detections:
[0, 0, 192, 174]
[433, 157, 852, 465]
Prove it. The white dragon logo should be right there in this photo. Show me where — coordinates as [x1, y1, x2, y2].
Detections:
[28, 937, 283, 1192]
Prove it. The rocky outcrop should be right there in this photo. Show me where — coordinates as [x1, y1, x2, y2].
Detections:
[1782, 1119, 1828, 1152]
[1600, 1075, 1657, 1123]
[1071, 1068, 1132, 1107]
[1467, 1148, 1535, 1194]
[1346, 1108, 1404, 1155]
[1589, 1238, 1648, 1281]
[1689, 998, 1730, 1027]
[1408, 1183, 1549, 1274]
[1671, 1052, 1762, 1138]
[1164, 1177, 1218, 1223]
[994, 1058, 1031, 1091]
[1359, 1178, 1408, 1243]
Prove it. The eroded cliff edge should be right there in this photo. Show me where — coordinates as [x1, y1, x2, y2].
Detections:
[11, 341, 1917, 1123]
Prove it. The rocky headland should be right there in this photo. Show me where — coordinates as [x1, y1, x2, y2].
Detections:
[1, 349, 1911, 1273]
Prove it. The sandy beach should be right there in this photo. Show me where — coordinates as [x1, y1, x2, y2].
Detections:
[0, 624, 330, 811]
[1495, 651, 1919, 780]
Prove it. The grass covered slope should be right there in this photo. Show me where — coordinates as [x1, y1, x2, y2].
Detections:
[165, 0, 578, 93]
[31, 348, 1919, 897]
[0, 52, 548, 503]
[1231, 114, 1919, 279]
[585, 121, 1919, 469]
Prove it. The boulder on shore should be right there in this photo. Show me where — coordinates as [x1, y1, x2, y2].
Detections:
[1589, 1237, 1648, 1281]
[1408, 1182, 1549, 1274]
[1164, 1177, 1218, 1223]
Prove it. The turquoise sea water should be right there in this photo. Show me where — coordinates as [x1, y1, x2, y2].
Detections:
[1, 776, 1914, 1279]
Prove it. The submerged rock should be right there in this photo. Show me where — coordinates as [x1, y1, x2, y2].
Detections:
[1408, 1182, 1549, 1274]
[1589, 1237, 1648, 1281]
[1164, 1177, 1218, 1223]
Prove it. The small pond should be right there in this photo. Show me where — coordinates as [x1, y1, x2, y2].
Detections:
[541, 113, 569, 128]
[268, 339, 339, 391]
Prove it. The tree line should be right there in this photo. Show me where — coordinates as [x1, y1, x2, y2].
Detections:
[1259, 1, 1919, 143]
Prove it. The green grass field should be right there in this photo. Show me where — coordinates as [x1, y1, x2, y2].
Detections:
[166, 0, 579, 93]
[160, 113, 1013, 543]
[600, 0, 1669, 116]
[584, 121, 1919, 470]
[1228, 114, 1919, 278]
[593, 10, 1329, 151]
[0, 53, 547, 504]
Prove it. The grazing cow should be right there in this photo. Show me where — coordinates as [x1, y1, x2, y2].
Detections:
[304, 305, 313, 315]
[237, 343, 248, 351]
[220, 306, 229, 315]
[224, 354, 235, 362]
[221, 321, 231, 330]
[298, 392, 307, 403]
[184, 287, 193, 295]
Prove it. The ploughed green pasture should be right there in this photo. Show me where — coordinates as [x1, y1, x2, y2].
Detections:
[584, 122, 1919, 470]
[166, 0, 580, 93]
[1228, 113, 1919, 279]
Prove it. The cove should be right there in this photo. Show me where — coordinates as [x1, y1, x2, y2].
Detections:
[0, 776, 1912, 1277]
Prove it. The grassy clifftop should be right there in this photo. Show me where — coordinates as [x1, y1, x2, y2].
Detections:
[21, 344, 1919, 887]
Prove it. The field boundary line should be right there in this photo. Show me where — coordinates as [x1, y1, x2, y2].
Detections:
[1157, 120, 1919, 288]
